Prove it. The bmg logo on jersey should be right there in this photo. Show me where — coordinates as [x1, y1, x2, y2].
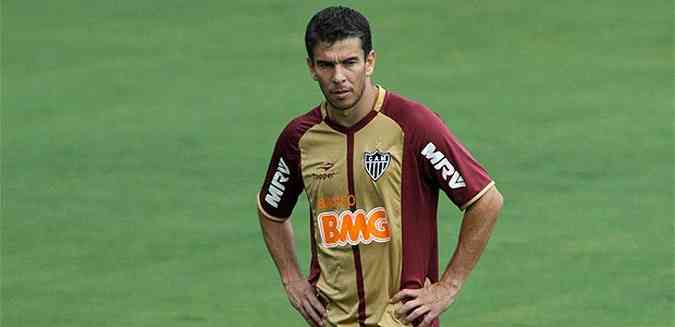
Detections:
[317, 207, 391, 248]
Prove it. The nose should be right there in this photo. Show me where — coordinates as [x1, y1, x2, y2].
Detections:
[332, 64, 347, 84]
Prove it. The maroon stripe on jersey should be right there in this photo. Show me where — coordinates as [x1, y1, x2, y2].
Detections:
[259, 106, 325, 287]
[379, 92, 441, 327]
[308, 206, 321, 285]
[346, 131, 367, 327]
[352, 245, 366, 326]
[259, 106, 323, 219]
[296, 108, 325, 289]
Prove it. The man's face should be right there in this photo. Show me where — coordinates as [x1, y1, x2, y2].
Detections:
[307, 37, 375, 110]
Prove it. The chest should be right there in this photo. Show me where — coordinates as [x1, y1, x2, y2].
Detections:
[299, 115, 405, 212]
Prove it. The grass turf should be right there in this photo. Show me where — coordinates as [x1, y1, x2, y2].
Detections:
[2, 0, 673, 326]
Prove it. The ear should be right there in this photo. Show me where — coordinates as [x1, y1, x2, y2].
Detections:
[365, 50, 376, 77]
[306, 57, 318, 81]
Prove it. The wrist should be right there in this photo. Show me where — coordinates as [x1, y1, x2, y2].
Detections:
[438, 275, 463, 291]
[282, 278, 305, 286]
[281, 272, 305, 286]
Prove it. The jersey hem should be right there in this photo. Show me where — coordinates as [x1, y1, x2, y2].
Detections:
[256, 192, 289, 222]
[460, 181, 495, 211]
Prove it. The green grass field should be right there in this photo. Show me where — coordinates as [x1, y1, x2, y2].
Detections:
[2, 1, 673, 326]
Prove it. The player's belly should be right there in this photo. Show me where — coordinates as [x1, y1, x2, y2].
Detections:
[315, 241, 403, 326]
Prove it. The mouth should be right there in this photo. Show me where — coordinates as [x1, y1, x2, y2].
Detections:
[331, 89, 352, 99]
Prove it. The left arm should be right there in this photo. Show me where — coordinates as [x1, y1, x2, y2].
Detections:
[392, 186, 504, 326]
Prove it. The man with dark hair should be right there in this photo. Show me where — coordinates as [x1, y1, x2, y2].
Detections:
[257, 6, 503, 327]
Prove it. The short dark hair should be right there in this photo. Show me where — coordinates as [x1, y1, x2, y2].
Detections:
[304, 6, 372, 60]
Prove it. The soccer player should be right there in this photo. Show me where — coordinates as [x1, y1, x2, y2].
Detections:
[257, 6, 503, 327]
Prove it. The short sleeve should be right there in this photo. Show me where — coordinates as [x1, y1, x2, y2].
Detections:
[417, 113, 494, 210]
[257, 126, 304, 221]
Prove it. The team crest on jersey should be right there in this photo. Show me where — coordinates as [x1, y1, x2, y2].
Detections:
[363, 150, 391, 181]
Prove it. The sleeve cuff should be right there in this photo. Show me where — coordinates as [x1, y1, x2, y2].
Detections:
[460, 181, 495, 211]
[256, 192, 290, 222]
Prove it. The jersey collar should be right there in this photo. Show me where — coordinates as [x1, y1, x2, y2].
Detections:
[321, 85, 386, 134]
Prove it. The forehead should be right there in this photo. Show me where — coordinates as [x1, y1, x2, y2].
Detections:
[312, 37, 364, 61]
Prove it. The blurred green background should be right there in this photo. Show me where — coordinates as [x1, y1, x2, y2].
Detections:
[2, 1, 673, 326]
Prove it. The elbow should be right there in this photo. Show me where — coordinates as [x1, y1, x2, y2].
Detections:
[496, 188, 504, 209]
[491, 187, 504, 216]
[466, 186, 503, 216]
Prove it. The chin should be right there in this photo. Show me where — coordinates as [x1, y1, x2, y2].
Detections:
[335, 102, 358, 111]
[329, 99, 357, 110]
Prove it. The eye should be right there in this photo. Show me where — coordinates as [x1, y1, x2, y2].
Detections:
[317, 61, 332, 69]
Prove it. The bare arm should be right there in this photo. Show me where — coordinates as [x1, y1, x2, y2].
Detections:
[441, 185, 503, 289]
[258, 210, 304, 283]
[258, 210, 326, 326]
[393, 186, 504, 326]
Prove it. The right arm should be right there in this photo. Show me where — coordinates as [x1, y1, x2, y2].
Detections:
[258, 209, 326, 326]
[258, 209, 304, 285]
[257, 114, 325, 326]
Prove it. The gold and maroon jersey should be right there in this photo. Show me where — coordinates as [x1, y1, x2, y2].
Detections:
[257, 86, 494, 327]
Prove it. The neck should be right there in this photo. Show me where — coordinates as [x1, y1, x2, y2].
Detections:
[326, 83, 378, 128]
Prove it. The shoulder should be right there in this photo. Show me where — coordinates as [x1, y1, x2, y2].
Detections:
[380, 91, 445, 131]
[278, 106, 323, 143]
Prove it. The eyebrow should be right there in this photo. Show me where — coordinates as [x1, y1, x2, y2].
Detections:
[316, 56, 361, 65]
